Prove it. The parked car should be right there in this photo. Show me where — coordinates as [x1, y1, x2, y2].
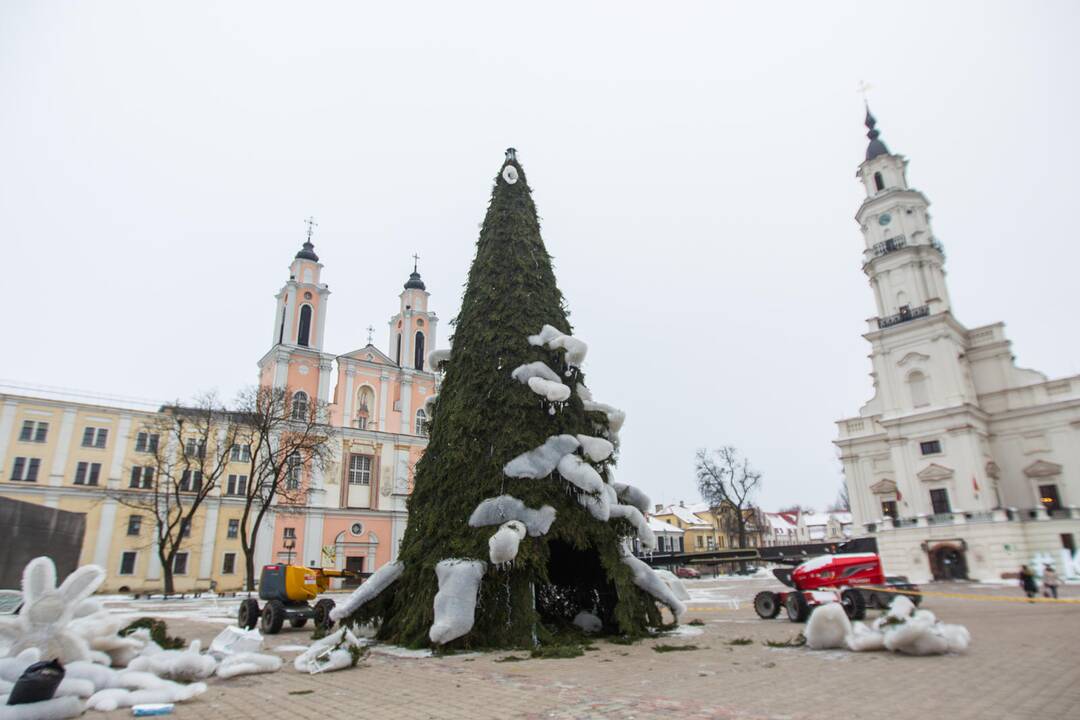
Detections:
[674, 567, 701, 579]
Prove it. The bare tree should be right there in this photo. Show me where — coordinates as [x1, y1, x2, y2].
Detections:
[234, 386, 337, 591]
[829, 481, 851, 512]
[114, 393, 240, 594]
[695, 447, 762, 564]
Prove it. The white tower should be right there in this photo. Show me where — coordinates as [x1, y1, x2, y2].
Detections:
[387, 258, 439, 372]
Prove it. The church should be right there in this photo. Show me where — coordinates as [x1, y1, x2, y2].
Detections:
[835, 110, 1080, 583]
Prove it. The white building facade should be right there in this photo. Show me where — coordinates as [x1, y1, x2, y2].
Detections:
[835, 109, 1080, 584]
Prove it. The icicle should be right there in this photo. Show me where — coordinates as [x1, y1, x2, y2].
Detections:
[503, 435, 580, 478]
[468, 495, 556, 536]
[429, 559, 486, 645]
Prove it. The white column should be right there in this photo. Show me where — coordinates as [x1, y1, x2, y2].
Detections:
[399, 375, 413, 434]
[378, 373, 390, 430]
[317, 359, 333, 406]
[254, 510, 275, 568]
[303, 510, 324, 567]
[274, 351, 289, 390]
[0, 400, 18, 471]
[198, 499, 221, 579]
[282, 285, 297, 346]
[146, 538, 162, 581]
[49, 409, 78, 487]
[315, 291, 329, 351]
[94, 498, 119, 568]
[107, 415, 132, 488]
[343, 369, 356, 426]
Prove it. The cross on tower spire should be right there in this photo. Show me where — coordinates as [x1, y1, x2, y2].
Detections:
[305, 216, 318, 241]
[366, 325, 375, 345]
[412, 253, 420, 272]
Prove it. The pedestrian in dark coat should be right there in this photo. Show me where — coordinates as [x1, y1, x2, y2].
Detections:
[1020, 565, 1039, 600]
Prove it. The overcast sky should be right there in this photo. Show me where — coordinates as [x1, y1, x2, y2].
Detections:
[3, 1, 1078, 512]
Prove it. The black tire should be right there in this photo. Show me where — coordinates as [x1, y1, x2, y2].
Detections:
[260, 599, 286, 634]
[785, 592, 810, 623]
[841, 589, 867, 620]
[289, 616, 308, 629]
[753, 591, 781, 619]
[238, 599, 260, 630]
[314, 598, 336, 630]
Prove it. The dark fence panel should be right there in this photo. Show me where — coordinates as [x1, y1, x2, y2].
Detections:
[0, 497, 87, 589]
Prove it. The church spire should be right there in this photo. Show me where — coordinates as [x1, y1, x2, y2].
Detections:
[404, 253, 426, 290]
[864, 105, 890, 161]
[295, 216, 320, 261]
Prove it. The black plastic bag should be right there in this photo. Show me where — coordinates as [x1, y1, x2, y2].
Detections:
[6, 659, 65, 705]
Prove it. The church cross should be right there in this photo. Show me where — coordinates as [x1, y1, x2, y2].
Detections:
[366, 325, 375, 345]
[412, 253, 420, 272]
[857, 80, 874, 105]
[305, 216, 318, 242]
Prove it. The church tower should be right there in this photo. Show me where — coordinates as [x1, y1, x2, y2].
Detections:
[257, 221, 334, 406]
[388, 259, 439, 373]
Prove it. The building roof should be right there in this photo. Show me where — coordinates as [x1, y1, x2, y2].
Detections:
[295, 240, 319, 262]
[404, 270, 426, 291]
[654, 503, 711, 528]
[864, 106, 890, 161]
[648, 517, 684, 534]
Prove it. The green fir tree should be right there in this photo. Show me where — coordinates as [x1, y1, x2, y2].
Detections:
[341, 149, 668, 649]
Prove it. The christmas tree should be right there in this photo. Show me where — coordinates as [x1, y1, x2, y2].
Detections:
[332, 149, 684, 649]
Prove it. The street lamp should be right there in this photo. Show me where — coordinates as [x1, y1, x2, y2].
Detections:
[283, 538, 296, 566]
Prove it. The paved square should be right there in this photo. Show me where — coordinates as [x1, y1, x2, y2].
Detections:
[96, 578, 1079, 720]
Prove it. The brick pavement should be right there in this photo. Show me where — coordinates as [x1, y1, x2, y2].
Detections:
[96, 579, 1080, 720]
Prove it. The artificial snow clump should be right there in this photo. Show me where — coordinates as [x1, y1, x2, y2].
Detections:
[577, 491, 611, 522]
[429, 560, 486, 645]
[556, 454, 605, 494]
[329, 561, 404, 622]
[611, 481, 652, 515]
[503, 435, 580, 479]
[423, 393, 438, 416]
[652, 570, 691, 602]
[845, 621, 885, 652]
[510, 361, 561, 384]
[488, 521, 527, 565]
[85, 681, 207, 712]
[127, 640, 217, 682]
[619, 551, 686, 618]
[527, 376, 571, 402]
[427, 348, 452, 371]
[528, 325, 588, 368]
[215, 652, 283, 679]
[572, 611, 602, 633]
[609, 504, 656, 551]
[0, 557, 105, 664]
[468, 495, 556, 537]
[805, 602, 851, 650]
[845, 597, 970, 656]
[0, 695, 83, 720]
[293, 628, 365, 674]
[576, 435, 614, 462]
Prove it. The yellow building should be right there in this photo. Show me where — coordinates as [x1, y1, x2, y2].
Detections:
[652, 502, 726, 553]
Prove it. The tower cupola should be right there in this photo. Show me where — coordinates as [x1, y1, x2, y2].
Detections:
[865, 107, 890, 161]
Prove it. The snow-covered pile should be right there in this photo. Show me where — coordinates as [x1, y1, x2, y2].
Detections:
[429, 560, 486, 645]
[293, 628, 366, 674]
[798, 596, 970, 656]
[805, 602, 851, 650]
[468, 495, 556, 537]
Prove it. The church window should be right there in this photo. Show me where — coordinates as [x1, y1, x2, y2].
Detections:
[907, 371, 930, 408]
[286, 452, 302, 489]
[881, 500, 898, 519]
[929, 488, 951, 515]
[348, 455, 372, 485]
[414, 331, 426, 371]
[291, 391, 309, 420]
[415, 408, 428, 436]
[1039, 484, 1061, 513]
[919, 440, 942, 456]
[395, 334, 402, 365]
[297, 305, 313, 347]
[874, 171, 885, 191]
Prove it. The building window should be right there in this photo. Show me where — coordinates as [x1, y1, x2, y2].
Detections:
[230, 444, 251, 463]
[929, 488, 951, 515]
[297, 304, 313, 347]
[283, 527, 296, 540]
[74, 462, 101, 486]
[184, 438, 205, 458]
[695, 535, 704, 549]
[881, 500, 898, 519]
[10, 457, 40, 482]
[127, 515, 142, 536]
[180, 518, 192, 538]
[82, 427, 108, 448]
[173, 553, 188, 575]
[119, 551, 137, 576]
[356, 415, 367, 430]
[908, 371, 929, 408]
[222, 552, 237, 575]
[919, 440, 942, 456]
[226, 474, 248, 496]
[291, 391, 309, 420]
[414, 331, 425, 371]
[135, 432, 159, 453]
[348, 455, 372, 485]
[1063, 534, 1076, 553]
[179, 470, 203, 493]
[228, 518, 240, 539]
[1039, 484, 1061, 513]
[415, 408, 428, 437]
[286, 452, 302, 489]
[874, 171, 884, 192]
[395, 334, 402, 365]
[19, 421, 49, 443]
[129, 466, 154, 489]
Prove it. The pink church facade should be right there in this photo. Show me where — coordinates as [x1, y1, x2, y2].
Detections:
[254, 236, 439, 583]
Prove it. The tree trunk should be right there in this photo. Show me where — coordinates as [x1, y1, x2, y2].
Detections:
[159, 550, 175, 595]
[244, 552, 257, 592]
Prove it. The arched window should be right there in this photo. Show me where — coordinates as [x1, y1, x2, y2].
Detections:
[415, 408, 428, 436]
[414, 331, 425, 371]
[874, 171, 885, 192]
[291, 391, 309, 420]
[395, 334, 402, 365]
[908, 371, 929, 408]
[286, 451, 302, 490]
[297, 305, 313, 347]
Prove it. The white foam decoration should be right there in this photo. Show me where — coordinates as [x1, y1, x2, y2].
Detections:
[54, 678, 95, 698]
[576, 435, 614, 462]
[85, 682, 207, 712]
[293, 627, 365, 674]
[577, 491, 610, 521]
[527, 376, 571, 402]
[510, 361, 561, 384]
[580, 397, 626, 434]
[423, 393, 438, 416]
[652, 570, 691, 602]
[611, 481, 651, 515]
[215, 652, 282, 679]
[619, 551, 685, 617]
[610, 503, 656, 550]
[572, 611, 602, 633]
[429, 559, 486, 645]
[468, 495, 556, 537]
[127, 640, 217, 682]
[329, 561, 404, 622]
[0, 695, 83, 720]
[805, 602, 852, 650]
[846, 622, 886, 652]
[427, 348, 451, 371]
[488, 521, 527, 566]
[69, 603, 146, 667]
[527, 324, 588, 368]
[527, 325, 564, 347]
[0, 649, 40, 683]
[209, 625, 263, 657]
[557, 454, 605, 494]
[0, 557, 105, 664]
[503, 435, 580, 479]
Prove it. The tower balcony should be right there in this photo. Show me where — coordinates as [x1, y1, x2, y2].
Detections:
[877, 304, 930, 329]
[869, 236, 907, 257]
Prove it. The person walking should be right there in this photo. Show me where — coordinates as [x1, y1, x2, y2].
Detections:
[1042, 565, 1060, 599]
[1020, 565, 1039, 601]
